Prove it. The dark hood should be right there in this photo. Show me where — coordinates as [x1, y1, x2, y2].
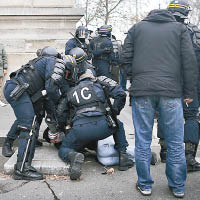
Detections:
[143, 9, 176, 23]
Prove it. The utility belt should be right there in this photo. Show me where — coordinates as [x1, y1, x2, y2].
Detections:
[75, 102, 106, 116]
[74, 102, 117, 130]
[10, 77, 46, 102]
[30, 89, 46, 103]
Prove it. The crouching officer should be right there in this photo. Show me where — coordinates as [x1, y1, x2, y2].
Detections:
[58, 59, 133, 180]
[3, 46, 68, 180]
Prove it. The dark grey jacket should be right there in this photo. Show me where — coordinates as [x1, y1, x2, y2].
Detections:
[122, 9, 198, 99]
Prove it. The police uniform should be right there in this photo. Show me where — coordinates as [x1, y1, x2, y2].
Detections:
[3, 48, 68, 180]
[58, 75, 133, 180]
[65, 38, 91, 58]
[183, 23, 200, 170]
[111, 35, 121, 83]
[90, 25, 115, 78]
[2, 47, 67, 156]
[65, 26, 92, 60]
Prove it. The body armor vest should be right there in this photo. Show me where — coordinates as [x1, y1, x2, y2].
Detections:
[186, 23, 200, 49]
[10, 57, 45, 97]
[93, 36, 111, 52]
[20, 58, 44, 96]
[67, 81, 105, 117]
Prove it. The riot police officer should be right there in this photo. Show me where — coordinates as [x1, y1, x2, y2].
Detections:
[1, 47, 57, 158]
[42, 48, 96, 145]
[65, 26, 92, 60]
[3, 46, 69, 180]
[58, 58, 133, 180]
[90, 25, 115, 78]
[110, 35, 121, 83]
[43, 55, 77, 145]
[158, 0, 200, 172]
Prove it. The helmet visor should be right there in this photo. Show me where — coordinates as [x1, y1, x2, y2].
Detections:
[78, 29, 88, 39]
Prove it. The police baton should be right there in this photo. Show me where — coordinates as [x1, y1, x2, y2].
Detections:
[20, 115, 37, 172]
[69, 32, 84, 47]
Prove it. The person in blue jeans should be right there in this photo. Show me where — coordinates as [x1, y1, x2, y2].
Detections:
[121, 8, 198, 198]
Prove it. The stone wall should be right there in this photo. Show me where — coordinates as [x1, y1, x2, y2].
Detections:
[0, 0, 84, 73]
[0, 0, 74, 7]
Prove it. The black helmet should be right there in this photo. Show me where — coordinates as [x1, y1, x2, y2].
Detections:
[39, 46, 59, 57]
[75, 26, 89, 39]
[63, 55, 77, 70]
[69, 47, 87, 64]
[98, 25, 112, 36]
[168, 0, 191, 19]
[36, 49, 42, 57]
[63, 55, 77, 81]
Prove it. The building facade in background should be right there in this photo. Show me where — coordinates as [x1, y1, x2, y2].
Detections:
[0, 0, 84, 73]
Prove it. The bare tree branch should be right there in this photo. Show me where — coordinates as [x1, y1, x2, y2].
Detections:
[108, 0, 124, 15]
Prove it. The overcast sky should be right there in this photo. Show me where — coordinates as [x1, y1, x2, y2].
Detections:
[114, 0, 170, 40]
[76, 0, 170, 40]
[142, 0, 168, 12]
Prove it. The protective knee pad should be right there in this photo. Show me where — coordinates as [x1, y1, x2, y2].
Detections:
[17, 125, 31, 141]
[17, 125, 31, 132]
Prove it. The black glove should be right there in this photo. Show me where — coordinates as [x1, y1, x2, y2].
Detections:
[112, 107, 120, 115]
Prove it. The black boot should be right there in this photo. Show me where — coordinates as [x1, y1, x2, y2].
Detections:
[2, 138, 14, 157]
[129, 94, 132, 106]
[185, 142, 200, 172]
[13, 162, 43, 180]
[159, 139, 167, 163]
[68, 152, 84, 180]
[150, 152, 157, 165]
[118, 151, 134, 171]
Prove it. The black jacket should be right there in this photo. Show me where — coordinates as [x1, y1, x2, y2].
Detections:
[122, 9, 198, 99]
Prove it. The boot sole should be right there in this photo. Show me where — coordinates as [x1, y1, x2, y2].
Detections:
[118, 163, 134, 171]
[118, 166, 129, 171]
[118, 162, 134, 171]
[2, 148, 14, 157]
[187, 168, 200, 172]
[69, 153, 84, 180]
[2, 152, 13, 157]
[13, 174, 43, 181]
